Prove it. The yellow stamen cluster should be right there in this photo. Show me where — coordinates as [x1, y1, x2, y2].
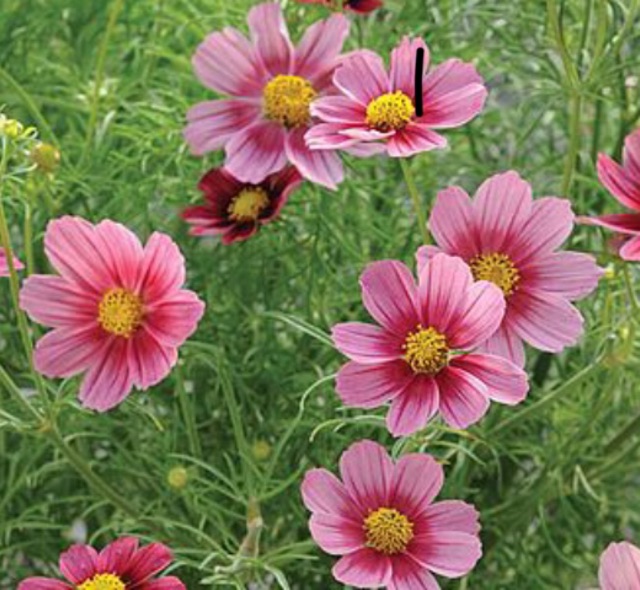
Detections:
[263, 75, 317, 128]
[469, 252, 521, 296]
[366, 91, 415, 132]
[98, 287, 143, 338]
[403, 324, 449, 375]
[228, 187, 270, 222]
[364, 507, 414, 555]
[77, 573, 126, 590]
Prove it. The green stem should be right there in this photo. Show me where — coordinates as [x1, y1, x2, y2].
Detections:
[622, 264, 639, 314]
[399, 158, 430, 244]
[561, 92, 583, 198]
[176, 366, 202, 459]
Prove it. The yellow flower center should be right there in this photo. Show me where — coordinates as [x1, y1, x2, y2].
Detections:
[363, 507, 414, 555]
[366, 91, 415, 132]
[77, 573, 126, 590]
[228, 187, 270, 222]
[403, 324, 449, 375]
[469, 252, 521, 296]
[98, 288, 143, 338]
[263, 75, 317, 128]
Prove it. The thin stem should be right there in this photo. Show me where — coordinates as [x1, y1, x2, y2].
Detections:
[622, 264, 639, 314]
[176, 366, 202, 459]
[399, 158, 430, 244]
[561, 92, 583, 198]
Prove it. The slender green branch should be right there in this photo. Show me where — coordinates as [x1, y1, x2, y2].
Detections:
[399, 158, 430, 244]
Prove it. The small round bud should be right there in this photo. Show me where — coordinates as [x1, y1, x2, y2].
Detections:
[252, 440, 272, 461]
[167, 466, 189, 490]
[31, 143, 60, 173]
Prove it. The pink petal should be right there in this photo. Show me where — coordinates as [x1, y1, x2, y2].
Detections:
[619, 235, 640, 261]
[310, 96, 367, 124]
[508, 288, 584, 353]
[436, 366, 490, 429]
[136, 233, 186, 302]
[129, 329, 178, 390]
[301, 468, 363, 520]
[422, 58, 485, 102]
[336, 360, 413, 409]
[334, 51, 389, 106]
[332, 547, 393, 588]
[422, 500, 480, 535]
[477, 321, 525, 367]
[59, 545, 98, 584]
[390, 452, 444, 518]
[33, 326, 106, 379]
[92, 221, 145, 292]
[0, 248, 23, 276]
[247, 2, 293, 76]
[125, 543, 173, 584]
[184, 99, 261, 155]
[20, 275, 98, 328]
[597, 152, 640, 212]
[192, 27, 267, 97]
[599, 541, 640, 590]
[359, 260, 419, 336]
[387, 124, 447, 157]
[415, 245, 443, 273]
[294, 13, 350, 86]
[388, 555, 439, 590]
[98, 537, 139, 573]
[420, 83, 487, 129]
[284, 127, 344, 190]
[305, 122, 363, 150]
[522, 251, 602, 300]
[472, 171, 533, 254]
[139, 578, 186, 590]
[623, 129, 640, 176]
[44, 216, 114, 295]
[583, 213, 640, 235]
[225, 121, 288, 184]
[390, 37, 429, 97]
[410, 531, 482, 578]
[339, 440, 393, 512]
[386, 376, 439, 437]
[511, 197, 574, 263]
[446, 281, 505, 350]
[332, 322, 403, 364]
[144, 290, 205, 348]
[417, 253, 474, 335]
[309, 512, 365, 555]
[18, 580, 71, 590]
[450, 353, 528, 405]
[428, 186, 477, 259]
[78, 338, 135, 412]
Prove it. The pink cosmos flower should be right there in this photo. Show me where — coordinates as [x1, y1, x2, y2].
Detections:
[583, 129, 640, 261]
[306, 37, 487, 157]
[20, 216, 205, 412]
[0, 247, 23, 276]
[599, 541, 640, 590]
[182, 166, 303, 244]
[18, 537, 185, 589]
[332, 253, 528, 436]
[296, 0, 383, 13]
[302, 439, 482, 588]
[418, 171, 603, 367]
[184, 2, 350, 190]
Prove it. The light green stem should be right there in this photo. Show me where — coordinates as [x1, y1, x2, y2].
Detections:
[399, 158, 430, 244]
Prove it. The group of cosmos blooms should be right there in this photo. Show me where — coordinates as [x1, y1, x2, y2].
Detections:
[6, 0, 640, 588]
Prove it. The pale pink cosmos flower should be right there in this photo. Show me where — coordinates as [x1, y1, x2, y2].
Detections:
[302, 439, 482, 589]
[20, 216, 205, 412]
[599, 541, 640, 590]
[418, 171, 603, 367]
[332, 253, 528, 436]
[306, 37, 487, 157]
[184, 2, 350, 190]
[18, 537, 185, 589]
[583, 129, 640, 261]
[0, 247, 23, 276]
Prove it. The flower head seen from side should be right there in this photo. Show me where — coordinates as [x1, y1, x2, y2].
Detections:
[18, 537, 185, 589]
[599, 541, 640, 590]
[0, 247, 23, 276]
[296, 0, 383, 14]
[307, 36, 487, 158]
[302, 440, 482, 588]
[182, 166, 303, 244]
[582, 129, 640, 261]
[332, 253, 528, 436]
[20, 216, 205, 412]
[418, 171, 603, 367]
[184, 2, 350, 190]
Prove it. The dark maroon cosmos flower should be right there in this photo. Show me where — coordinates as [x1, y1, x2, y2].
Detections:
[183, 166, 303, 245]
[296, 0, 383, 14]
